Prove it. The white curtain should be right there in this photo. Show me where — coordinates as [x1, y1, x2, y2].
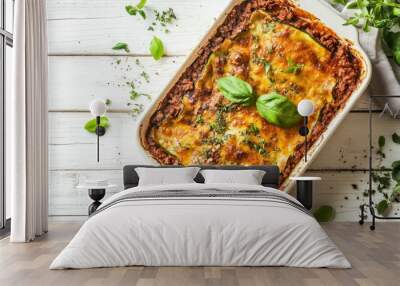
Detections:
[9, 0, 48, 242]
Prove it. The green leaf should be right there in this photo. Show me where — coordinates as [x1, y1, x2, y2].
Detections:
[84, 116, 110, 133]
[112, 42, 130, 53]
[125, 5, 137, 16]
[376, 199, 389, 215]
[136, 0, 147, 9]
[149, 36, 165, 60]
[393, 8, 400, 17]
[392, 133, 400, 144]
[383, 30, 400, 65]
[217, 76, 255, 106]
[313, 206, 335, 222]
[256, 91, 302, 128]
[394, 50, 400, 65]
[138, 10, 146, 19]
[392, 160, 400, 181]
[378, 135, 385, 148]
[346, 1, 358, 9]
[344, 17, 359, 26]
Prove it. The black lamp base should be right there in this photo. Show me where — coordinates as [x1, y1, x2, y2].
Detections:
[88, 188, 106, 215]
[95, 126, 106, 136]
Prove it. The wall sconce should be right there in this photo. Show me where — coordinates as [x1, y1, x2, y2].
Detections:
[297, 99, 315, 162]
[89, 99, 107, 162]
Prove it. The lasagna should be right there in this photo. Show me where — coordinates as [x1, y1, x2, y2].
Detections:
[140, 0, 366, 187]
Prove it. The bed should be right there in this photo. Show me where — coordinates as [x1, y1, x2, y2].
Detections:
[50, 165, 350, 269]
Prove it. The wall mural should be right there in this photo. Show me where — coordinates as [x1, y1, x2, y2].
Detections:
[47, 0, 400, 219]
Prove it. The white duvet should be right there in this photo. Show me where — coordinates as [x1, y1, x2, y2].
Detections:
[50, 183, 350, 269]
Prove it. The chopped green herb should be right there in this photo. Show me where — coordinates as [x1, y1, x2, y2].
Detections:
[112, 42, 130, 53]
[285, 59, 304, 74]
[140, 71, 150, 83]
[243, 137, 268, 157]
[246, 123, 260, 136]
[154, 8, 177, 25]
[125, 0, 147, 19]
[195, 115, 204, 125]
[261, 22, 275, 33]
[129, 103, 144, 118]
[253, 56, 272, 74]
[105, 99, 112, 106]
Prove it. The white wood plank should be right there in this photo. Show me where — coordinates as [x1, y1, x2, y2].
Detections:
[49, 112, 400, 170]
[48, 55, 375, 111]
[49, 170, 123, 216]
[47, 0, 231, 55]
[48, 56, 184, 111]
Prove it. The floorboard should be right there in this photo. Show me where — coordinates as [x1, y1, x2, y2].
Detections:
[0, 222, 399, 286]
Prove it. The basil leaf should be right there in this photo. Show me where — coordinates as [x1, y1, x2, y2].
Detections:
[112, 42, 130, 53]
[84, 116, 110, 133]
[149, 36, 165, 60]
[313, 205, 335, 222]
[256, 91, 302, 128]
[217, 76, 255, 106]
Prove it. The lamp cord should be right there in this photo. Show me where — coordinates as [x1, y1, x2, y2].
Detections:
[96, 116, 100, 162]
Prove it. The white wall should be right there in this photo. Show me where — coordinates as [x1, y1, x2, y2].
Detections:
[47, 0, 400, 221]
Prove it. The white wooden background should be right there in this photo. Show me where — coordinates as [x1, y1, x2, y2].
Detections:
[47, 0, 400, 221]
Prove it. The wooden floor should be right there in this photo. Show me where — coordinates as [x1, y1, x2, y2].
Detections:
[0, 222, 399, 286]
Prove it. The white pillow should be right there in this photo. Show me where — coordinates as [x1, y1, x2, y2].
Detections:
[200, 169, 266, 185]
[135, 167, 200, 186]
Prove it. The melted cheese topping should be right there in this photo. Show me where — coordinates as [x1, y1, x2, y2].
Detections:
[153, 10, 336, 170]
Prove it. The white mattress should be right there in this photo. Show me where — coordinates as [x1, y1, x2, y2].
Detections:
[50, 183, 350, 269]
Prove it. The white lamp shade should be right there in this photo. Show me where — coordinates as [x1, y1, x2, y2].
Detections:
[89, 99, 107, 117]
[297, 99, 315, 117]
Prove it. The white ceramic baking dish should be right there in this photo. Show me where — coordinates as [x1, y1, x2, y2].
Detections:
[136, 0, 372, 191]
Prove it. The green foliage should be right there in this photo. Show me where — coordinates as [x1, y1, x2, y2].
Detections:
[256, 92, 302, 128]
[392, 160, 400, 181]
[125, 0, 147, 19]
[217, 76, 255, 106]
[332, 0, 400, 64]
[383, 29, 400, 64]
[376, 199, 390, 215]
[84, 116, 110, 133]
[314, 206, 335, 222]
[112, 42, 130, 53]
[149, 36, 165, 60]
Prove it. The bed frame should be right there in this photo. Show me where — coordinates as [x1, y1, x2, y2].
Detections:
[123, 165, 280, 190]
